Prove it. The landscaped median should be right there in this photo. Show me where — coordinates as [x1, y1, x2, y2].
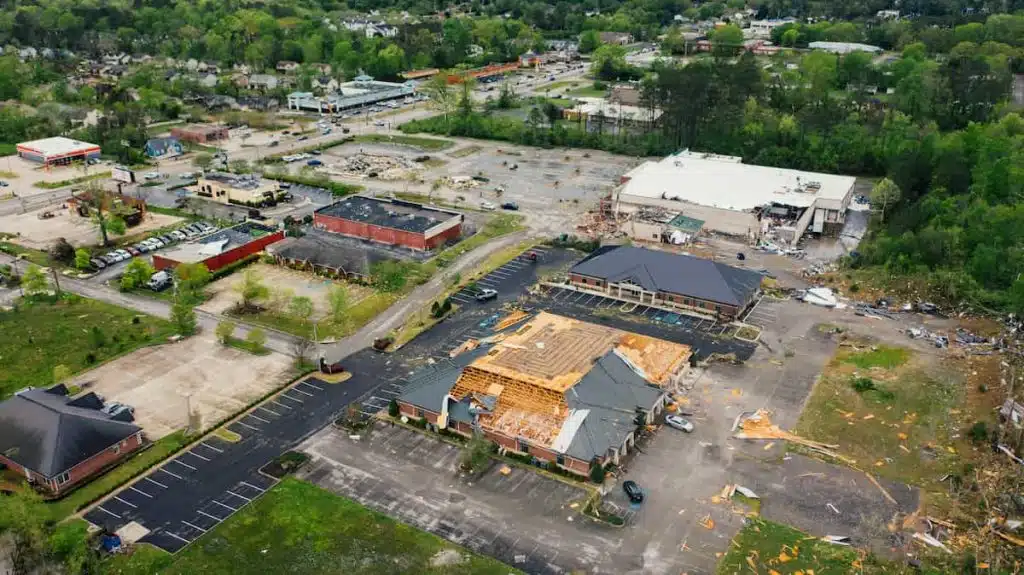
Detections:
[352, 133, 454, 151]
[33, 171, 111, 189]
[101, 477, 521, 575]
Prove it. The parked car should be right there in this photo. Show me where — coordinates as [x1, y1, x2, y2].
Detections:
[475, 288, 498, 302]
[146, 270, 173, 292]
[296, 135, 308, 141]
[374, 120, 385, 127]
[158, 235, 174, 244]
[99, 254, 117, 265]
[665, 414, 694, 432]
[736, 252, 746, 261]
[126, 247, 141, 257]
[90, 258, 106, 269]
[307, 159, 323, 166]
[622, 480, 644, 503]
[170, 230, 187, 241]
[501, 202, 519, 211]
[115, 249, 132, 260]
[143, 172, 160, 180]
[480, 200, 496, 210]
[311, 150, 322, 155]
[0, 180, 8, 187]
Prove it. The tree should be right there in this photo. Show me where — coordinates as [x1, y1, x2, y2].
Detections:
[421, 73, 458, 130]
[460, 433, 494, 472]
[21, 264, 48, 296]
[192, 152, 214, 170]
[291, 336, 315, 364]
[171, 299, 197, 335]
[579, 29, 601, 54]
[235, 269, 269, 310]
[589, 458, 606, 484]
[328, 284, 348, 323]
[174, 262, 212, 294]
[371, 260, 410, 293]
[388, 398, 399, 417]
[120, 257, 155, 291]
[52, 364, 71, 383]
[870, 178, 902, 223]
[228, 159, 250, 173]
[215, 320, 236, 343]
[0, 488, 49, 575]
[50, 238, 75, 265]
[288, 295, 314, 323]
[710, 24, 744, 57]
[590, 44, 628, 80]
[74, 248, 91, 270]
[80, 185, 128, 246]
[246, 327, 267, 351]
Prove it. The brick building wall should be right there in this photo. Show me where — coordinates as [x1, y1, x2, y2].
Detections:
[171, 125, 229, 144]
[313, 213, 462, 251]
[568, 273, 742, 321]
[152, 230, 285, 272]
[0, 431, 144, 495]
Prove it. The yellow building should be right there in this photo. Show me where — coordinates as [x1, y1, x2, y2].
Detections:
[194, 172, 280, 206]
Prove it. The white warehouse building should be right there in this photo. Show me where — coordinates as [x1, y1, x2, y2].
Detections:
[613, 150, 857, 245]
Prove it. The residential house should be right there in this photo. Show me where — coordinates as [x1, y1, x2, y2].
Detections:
[312, 76, 339, 93]
[198, 73, 219, 89]
[18, 47, 38, 60]
[567, 245, 764, 321]
[0, 385, 145, 495]
[598, 32, 633, 45]
[276, 61, 300, 73]
[248, 74, 280, 91]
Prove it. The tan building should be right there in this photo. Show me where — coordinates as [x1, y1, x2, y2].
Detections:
[193, 172, 280, 207]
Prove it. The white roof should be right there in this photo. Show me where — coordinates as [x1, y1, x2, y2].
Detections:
[619, 150, 855, 212]
[17, 136, 99, 157]
[551, 409, 589, 453]
[808, 41, 882, 54]
[574, 98, 662, 121]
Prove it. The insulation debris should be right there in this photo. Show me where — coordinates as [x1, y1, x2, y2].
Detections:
[734, 410, 849, 462]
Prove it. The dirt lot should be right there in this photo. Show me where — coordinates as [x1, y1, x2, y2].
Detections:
[0, 156, 113, 197]
[70, 333, 294, 439]
[198, 262, 373, 319]
[0, 205, 184, 249]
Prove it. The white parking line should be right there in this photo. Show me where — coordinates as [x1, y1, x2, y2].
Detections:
[271, 399, 293, 410]
[145, 477, 169, 489]
[182, 520, 207, 533]
[97, 506, 120, 518]
[186, 451, 210, 462]
[200, 442, 224, 453]
[247, 414, 270, 424]
[239, 481, 265, 492]
[171, 458, 197, 471]
[451, 295, 471, 302]
[129, 486, 153, 498]
[165, 531, 191, 544]
[488, 270, 510, 278]
[158, 468, 184, 480]
[236, 421, 260, 431]
[114, 496, 137, 508]
[212, 500, 236, 512]
[292, 387, 314, 397]
[477, 278, 499, 286]
[226, 491, 251, 502]
[299, 381, 324, 391]
[257, 406, 281, 417]
[196, 510, 222, 521]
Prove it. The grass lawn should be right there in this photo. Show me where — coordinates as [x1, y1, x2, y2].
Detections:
[47, 431, 190, 519]
[566, 86, 607, 98]
[793, 342, 965, 487]
[448, 145, 482, 158]
[224, 336, 270, 356]
[0, 240, 62, 268]
[102, 478, 520, 575]
[33, 171, 112, 189]
[0, 295, 177, 399]
[353, 134, 454, 151]
[230, 291, 400, 341]
[718, 518, 912, 575]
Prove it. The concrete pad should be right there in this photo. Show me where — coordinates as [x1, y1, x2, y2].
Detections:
[116, 521, 151, 543]
[0, 206, 184, 249]
[71, 333, 294, 439]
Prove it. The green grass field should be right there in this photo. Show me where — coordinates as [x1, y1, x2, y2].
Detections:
[102, 478, 520, 575]
[0, 295, 176, 399]
[353, 134, 454, 151]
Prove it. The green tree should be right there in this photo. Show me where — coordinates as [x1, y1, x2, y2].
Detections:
[0, 488, 49, 574]
[21, 264, 48, 296]
[710, 24, 744, 57]
[215, 320, 236, 343]
[589, 458, 606, 484]
[459, 433, 494, 472]
[371, 260, 410, 293]
[52, 364, 71, 383]
[421, 72, 458, 129]
[328, 285, 348, 323]
[246, 327, 267, 350]
[288, 295, 314, 323]
[228, 159, 250, 173]
[235, 269, 269, 310]
[870, 177, 902, 223]
[74, 248, 91, 270]
[192, 152, 214, 170]
[120, 257, 155, 291]
[579, 29, 601, 54]
[171, 299, 197, 335]
[174, 262, 212, 294]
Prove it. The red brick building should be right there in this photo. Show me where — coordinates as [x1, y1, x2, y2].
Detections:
[0, 386, 145, 495]
[313, 196, 463, 251]
[396, 312, 691, 477]
[170, 123, 229, 144]
[152, 221, 284, 273]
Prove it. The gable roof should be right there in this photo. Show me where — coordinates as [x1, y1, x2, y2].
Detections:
[570, 245, 763, 306]
[0, 387, 141, 478]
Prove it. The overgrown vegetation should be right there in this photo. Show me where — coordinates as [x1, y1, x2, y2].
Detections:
[352, 133, 455, 151]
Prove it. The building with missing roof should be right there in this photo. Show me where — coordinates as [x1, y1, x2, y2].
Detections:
[313, 195, 463, 251]
[568, 245, 764, 322]
[152, 221, 284, 272]
[396, 311, 691, 476]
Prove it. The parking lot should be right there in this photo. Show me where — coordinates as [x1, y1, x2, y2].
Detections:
[0, 205, 184, 250]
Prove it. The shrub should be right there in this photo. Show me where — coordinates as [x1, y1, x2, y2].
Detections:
[968, 421, 989, 444]
[388, 398, 400, 417]
[852, 376, 876, 393]
[589, 458, 606, 484]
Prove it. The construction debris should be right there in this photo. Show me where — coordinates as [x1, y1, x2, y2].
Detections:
[821, 535, 852, 546]
[733, 410, 851, 463]
[802, 287, 838, 308]
[912, 532, 951, 553]
[699, 514, 715, 529]
[333, 153, 423, 180]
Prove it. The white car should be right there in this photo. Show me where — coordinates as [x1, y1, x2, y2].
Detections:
[115, 249, 132, 260]
[665, 414, 694, 433]
[143, 172, 160, 180]
[480, 200, 496, 211]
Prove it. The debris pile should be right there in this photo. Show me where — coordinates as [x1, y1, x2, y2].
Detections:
[333, 153, 422, 180]
[734, 409, 853, 464]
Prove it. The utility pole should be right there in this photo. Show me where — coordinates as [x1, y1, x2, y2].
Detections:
[50, 267, 61, 297]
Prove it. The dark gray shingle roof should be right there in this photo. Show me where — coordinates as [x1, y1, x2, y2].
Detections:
[0, 387, 141, 478]
[570, 245, 763, 306]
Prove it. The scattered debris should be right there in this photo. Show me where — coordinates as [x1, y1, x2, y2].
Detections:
[912, 532, 951, 553]
[821, 535, 852, 546]
[826, 503, 841, 514]
[734, 485, 759, 499]
[699, 514, 715, 529]
[802, 287, 838, 308]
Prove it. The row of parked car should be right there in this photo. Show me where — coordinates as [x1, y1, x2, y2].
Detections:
[89, 221, 217, 269]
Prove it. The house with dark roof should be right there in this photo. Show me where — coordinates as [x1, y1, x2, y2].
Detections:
[0, 386, 145, 495]
[396, 312, 691, 477]
[568, 245, 763, 321]
[314, 195, 464, 251]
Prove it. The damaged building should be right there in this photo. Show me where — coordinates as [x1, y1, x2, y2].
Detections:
[613, 150, 856, 245]
[397, 312, 692, 476]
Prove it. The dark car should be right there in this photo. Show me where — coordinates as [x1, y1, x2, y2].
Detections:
[501, 202, 519, 211]
[307, 159, 323, 166]
[311, 150, 322, 155]
[736, 252, 746, 261]
[475, 288, 498, 302]
[623, 480, 644, 503]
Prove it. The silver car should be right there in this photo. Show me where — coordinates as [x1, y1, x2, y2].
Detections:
[665, 414, 694, 432]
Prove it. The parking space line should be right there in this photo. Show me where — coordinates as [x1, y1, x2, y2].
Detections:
[236, 421, 260, 431]
[145, 477, 169, 489]
[129, 486, 153, 498]
[299, 381, 324, 391]
[292, 387, 314, 397]
[165, 531, 191, 544]
[182, 520, 207, 533]
[247, 414, 270, 424]
[196, 510, 222, 521]
[171, 459, 197, 471]
[158, 468, 184, 480]
[226, 491, 251, 502]
[270, 399, 293, 410]
[239, 481, 265, 492]
[477, 279, 499, 287]
[451, 295, 471, 302]
[488, 270, 509, 278]
[257, 406, 281, 417]
[212, 500, 236, 512]
[280, 393, 304, 404]
[114, 496, 137, 508]
[97, 506, 120, 518]
[186, 451, 210, 462]
[200, 442, 223, 453]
